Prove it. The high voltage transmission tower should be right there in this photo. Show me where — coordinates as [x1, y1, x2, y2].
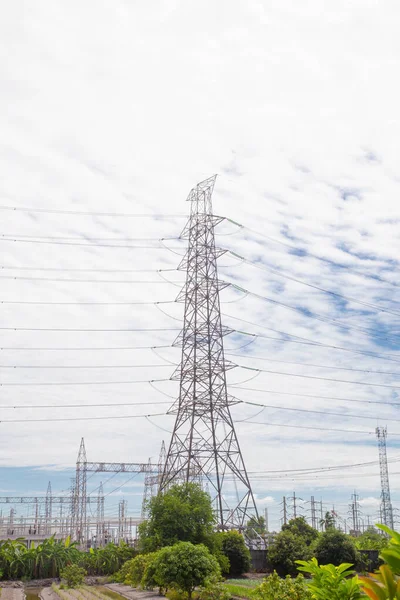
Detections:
[160, 175, 258, 529]
[376, 427, 394, 529]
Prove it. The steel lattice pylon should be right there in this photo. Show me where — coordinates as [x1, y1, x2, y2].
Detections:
[376, 427, 394, 529]
[160, 175, 258, 529]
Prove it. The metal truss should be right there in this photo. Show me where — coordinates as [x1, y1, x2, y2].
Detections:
[160, 175, 259, 530]
[376, 427, 394, 529]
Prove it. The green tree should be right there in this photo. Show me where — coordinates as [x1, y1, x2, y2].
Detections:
[282, 517, 319, 546]
[313, 530, 360, 567]
[268, 530, 312, 577]
[138, 483, 215, 552]
[215, 531, 251, 576]
[320, 511, 336, 532]
[149, 542, 220, 599]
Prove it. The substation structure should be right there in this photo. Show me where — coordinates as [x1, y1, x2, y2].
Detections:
[0, 437, 167, 547]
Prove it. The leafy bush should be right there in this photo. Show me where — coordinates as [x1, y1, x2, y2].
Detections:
[149, 542, 221, 599]
[268, 530, 312, 577]
[198, 578, 231, 600]
[121, 553, 156, 587]
[355, 527, 388, 551]
[114, 557, 137, 583]
[251, 571, 312, 600]
[313, 530, 360, 567]
[60, 564, 87, 588]
[215, 531, 250, 576]
[377, 524, 400, 573]
[359, 524, 400, 598]
[360, 564, 400, 599]
[297, 558, 362, 600]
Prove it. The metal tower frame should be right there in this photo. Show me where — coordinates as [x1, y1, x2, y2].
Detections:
[96, 482, 105, 547]
[376, 427, 394, 529]
[160, 175, 258, 529]
[74, 438, 156, 544]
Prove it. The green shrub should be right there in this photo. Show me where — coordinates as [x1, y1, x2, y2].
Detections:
[268, 531, 311, 577]
[60, 564, 87, 588]
[114, 557, 136, 583]
[251, 571, 312, 600]
[313, 531, 360, 567]
[123, 553, 156, 587]
[198, 578, 231, 600]
[297, 558, 362, 600]
[216, 531, 250, 576]
[149, 542, 221, 599]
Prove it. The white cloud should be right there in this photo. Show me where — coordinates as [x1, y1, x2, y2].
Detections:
[0, 0, 400, 531]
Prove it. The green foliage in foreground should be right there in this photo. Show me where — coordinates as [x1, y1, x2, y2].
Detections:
[360, 524, 400, 599]
[59, 564, 87, 588]
[251, 571, 312, 600]
[297, 558, 362, 600]
[0, 535, 136, 580]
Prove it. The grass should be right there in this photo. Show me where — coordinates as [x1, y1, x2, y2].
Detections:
[222, 584, 256, 599]
[226, 579, 260, 589]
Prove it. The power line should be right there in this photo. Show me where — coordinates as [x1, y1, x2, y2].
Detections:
[234, 363, 400, 391]
[0, 378, 170, 386]
[230, 385, 400, 409]
[0, 412, 168, 423]
[226, 352, 400, 378]
[0, 300, 176, 305]
[227, 249, 400, 318]
[245, 456, 400, 475]
[1, 234, 180, 242]
[229, 282, 400, 344]
[0, 327, 180, 332]
[0, 205, 187, 218]
[0, 344, 174, 351]
[0, 266, 177, 272]
[0, 364, 176, 369]
[236, 420, 397, 436]
[226, 218, 399, 289]
[229, 323, 400, 364]
[0, 238, 184, 249]
[237, 399, 400, 423]
[0, 276, 181, 283]
[0, 401, 170, 409]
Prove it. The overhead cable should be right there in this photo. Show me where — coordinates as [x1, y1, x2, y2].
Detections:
[234, 363, 400, 391]
[0, 205, 186, 218]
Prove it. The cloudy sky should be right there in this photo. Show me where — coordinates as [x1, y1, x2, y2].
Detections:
[1, 0, 400, 531]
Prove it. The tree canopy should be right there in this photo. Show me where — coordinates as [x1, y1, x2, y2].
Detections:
[149, 542, 220, 599]
[138, 482, 215, 551]
[214, 530, 251, 576]
[282, 517, 319, 546]
[313, 530, 360, 567]
[268, 530, 312, 577]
